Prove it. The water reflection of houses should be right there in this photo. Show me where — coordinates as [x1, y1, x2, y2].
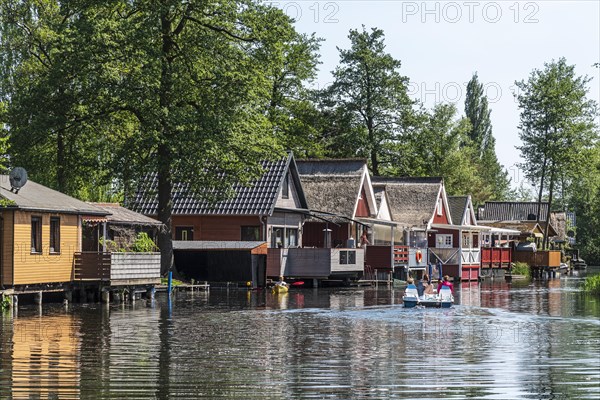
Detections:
[0, 175, 162, 305]
[8, 314, 80, 399]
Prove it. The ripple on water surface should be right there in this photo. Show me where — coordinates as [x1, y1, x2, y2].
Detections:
[1, 276, 599, 399]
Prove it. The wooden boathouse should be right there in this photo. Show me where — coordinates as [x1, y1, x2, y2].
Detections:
[0, 175, 161, 305]
[297, 159, 381, 282]
[371, 177, 449, 280]
[478, 202, 562, 276]
[130, 152, 315, 286]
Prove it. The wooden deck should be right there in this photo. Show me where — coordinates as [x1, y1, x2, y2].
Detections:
[155, 283, 210, 292]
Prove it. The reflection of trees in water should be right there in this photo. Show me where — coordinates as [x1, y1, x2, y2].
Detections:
[79, 302, 162, 397]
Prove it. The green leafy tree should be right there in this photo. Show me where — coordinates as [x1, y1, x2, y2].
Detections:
[515, 58, 598, 248]
[464, 73, 512, 200]
[465, 73, 492, 155]
[266, 32, 324, 157]
[323, 26, 414, 175]
[560, 144, 600, 263]
[0, 1, 121, 194]
[1, 1, 313, 273]
[389, 103, 489, 202]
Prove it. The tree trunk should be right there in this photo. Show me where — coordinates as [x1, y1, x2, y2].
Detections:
[57, 129, 66, 193]
[536, 155, 547, 223]
[158, 6, 174, 274]
[543, 167, 555, 250]
[157, 147, 173, 275]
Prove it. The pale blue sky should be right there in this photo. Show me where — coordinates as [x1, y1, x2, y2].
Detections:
[275, 0, 600, 188]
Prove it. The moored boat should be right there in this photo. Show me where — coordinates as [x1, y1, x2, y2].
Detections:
[572, 258, 587, 270]
[272, 283, 289, 294]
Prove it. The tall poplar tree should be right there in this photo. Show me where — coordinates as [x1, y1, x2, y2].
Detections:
[516, 58, 598, 248]
[464, 73, 511, 201]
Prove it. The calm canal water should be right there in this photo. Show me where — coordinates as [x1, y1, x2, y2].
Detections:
[1, 269, 599, 399]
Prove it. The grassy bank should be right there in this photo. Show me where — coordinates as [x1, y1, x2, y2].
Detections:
[583, 274, 600, 295]
[511, 262, 531, 278]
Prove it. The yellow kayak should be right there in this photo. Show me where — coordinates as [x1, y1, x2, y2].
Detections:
[272, 284, 289, 294]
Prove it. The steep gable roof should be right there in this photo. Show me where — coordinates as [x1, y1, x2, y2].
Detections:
[448, 195, 477, 226]
[300, 175, 363, 218]
[479, 201, 549, 222]
[0, 176, 107, 215]
[372, 177, 444, 227]
[448, 196, 468, 225]
[130, 153, 308, 216]
[297, 159, 376, 219]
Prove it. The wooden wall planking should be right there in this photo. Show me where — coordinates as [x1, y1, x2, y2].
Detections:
[1, 211, 14, 286]
[172, 215, 262, 241]
[12, 211, 79, 285]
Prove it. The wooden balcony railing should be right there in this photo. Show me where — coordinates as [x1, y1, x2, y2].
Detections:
[513, 250, 561, 268]
[481, 247, 512, 268]
[74, 252, 111, 281]
[393, 245, 409, 264]
[74, 252, 161, 282]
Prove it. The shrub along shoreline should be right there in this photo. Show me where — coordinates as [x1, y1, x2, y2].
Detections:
[583, 274, 600, 295]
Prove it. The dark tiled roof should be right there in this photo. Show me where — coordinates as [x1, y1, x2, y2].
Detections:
[130, 154, 307, 216]
[371, 177, 443, 227]
[448, 196, 468, 225]
[0, 176, 107, 215]
[89, 203, 162, 226]
[479, 202, 549, 222]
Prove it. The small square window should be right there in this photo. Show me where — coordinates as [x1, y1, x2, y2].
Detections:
[241, 226, 261, 241]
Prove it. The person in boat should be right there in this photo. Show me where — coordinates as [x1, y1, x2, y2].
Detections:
[416, 273, 430, 297]
[437, 275, 454, 293]
[422, 273, 435, 295]
[276, 276, 289, 288]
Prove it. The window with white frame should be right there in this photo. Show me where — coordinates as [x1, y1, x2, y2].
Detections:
[436, 234, 453, 248]
[462, 232, 471, 248]
[285, 228, 298, 248]
[437, 198, 443, 216]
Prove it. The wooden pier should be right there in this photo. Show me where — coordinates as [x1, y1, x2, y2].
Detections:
[155, 283, 210, 293]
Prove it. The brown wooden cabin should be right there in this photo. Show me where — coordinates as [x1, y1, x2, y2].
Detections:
[478, 201, 562, 271]
[0, 176, 109, 291]
[297, 159, 383, 281]
[129, 153, 311, 285]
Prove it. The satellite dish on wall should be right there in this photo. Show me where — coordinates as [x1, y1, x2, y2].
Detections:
[9, 167, 28, 193]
